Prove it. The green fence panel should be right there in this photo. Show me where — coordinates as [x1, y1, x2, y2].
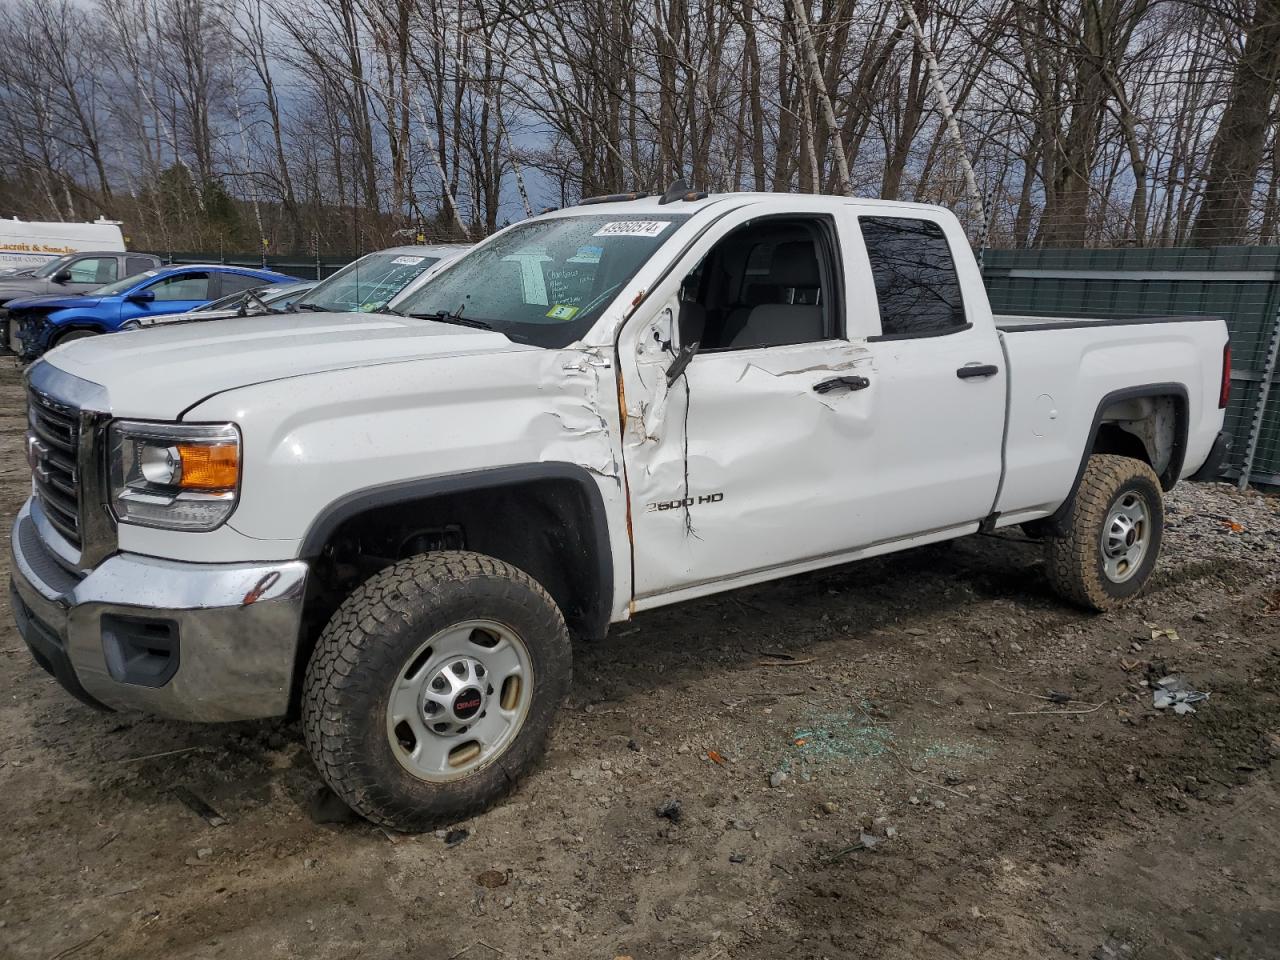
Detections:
[983, 246, 1280, 490]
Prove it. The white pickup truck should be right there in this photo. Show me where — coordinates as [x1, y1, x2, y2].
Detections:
[11, 187, 1230, 831]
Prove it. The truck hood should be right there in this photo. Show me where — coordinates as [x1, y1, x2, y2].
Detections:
[43, 311, 535, 418]
[8, 293, 100, 311]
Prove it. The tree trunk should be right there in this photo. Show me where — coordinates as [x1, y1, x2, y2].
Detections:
[1190, 0, 1280, 245]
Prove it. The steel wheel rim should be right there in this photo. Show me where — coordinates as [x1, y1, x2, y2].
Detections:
[385, 619, 534, 783]
[1100, 491, 1149, 584]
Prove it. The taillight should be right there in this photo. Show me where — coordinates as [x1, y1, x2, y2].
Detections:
[1219, 341, 1231, 409]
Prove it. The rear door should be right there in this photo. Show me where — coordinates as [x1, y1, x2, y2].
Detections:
[846, 209, 1005, 540]
[213, 271, 271, 299]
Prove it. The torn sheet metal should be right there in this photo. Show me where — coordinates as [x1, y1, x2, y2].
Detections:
[617, 325, 879, 598]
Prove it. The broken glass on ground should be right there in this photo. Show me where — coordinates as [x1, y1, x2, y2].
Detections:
[1152, 675, 1210, 715]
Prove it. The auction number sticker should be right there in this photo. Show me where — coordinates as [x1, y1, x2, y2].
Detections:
[390, 256, 425, 265]
[593, 221, 671, 238]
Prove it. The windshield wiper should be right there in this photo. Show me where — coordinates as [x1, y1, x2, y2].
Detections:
[235, 289, 272, 317]
[408, 307, 492, 330]
[290, 301, 329, 312]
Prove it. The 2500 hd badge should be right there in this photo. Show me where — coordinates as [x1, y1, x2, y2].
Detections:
[646, 492, 725, 511]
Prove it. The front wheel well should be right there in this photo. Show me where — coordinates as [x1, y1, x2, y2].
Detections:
[52, 323, 105, 343]
[294, 469, 613, 704]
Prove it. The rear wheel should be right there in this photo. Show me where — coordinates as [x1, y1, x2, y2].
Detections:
[302, 551, 571, 831]
[1047, 454, 1164, 611]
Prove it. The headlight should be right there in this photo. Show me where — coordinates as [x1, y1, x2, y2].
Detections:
[108, 421, 241, 530]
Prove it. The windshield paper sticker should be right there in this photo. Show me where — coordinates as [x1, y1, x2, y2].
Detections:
[569, 245, 604, 264]
[390, 256, 425, 265]
[546, 304, 581, 321]
[593, 221, 671, 239]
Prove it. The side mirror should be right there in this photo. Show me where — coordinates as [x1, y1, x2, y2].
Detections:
[51, 270, 71, 284]
[127, 289, 155, 303]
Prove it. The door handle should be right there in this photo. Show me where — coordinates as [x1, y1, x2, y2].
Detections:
[956, 364, 999, 379]
[813, 375, 871, 394]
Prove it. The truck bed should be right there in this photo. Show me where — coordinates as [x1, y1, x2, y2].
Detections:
[995, 313, 1221, 332]
[992, 312, 1227, 525]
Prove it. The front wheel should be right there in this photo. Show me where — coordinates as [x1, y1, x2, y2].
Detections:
[53, 328, 99, 348]
[1047, 454, 1164, 611]
[302, 551, 572, 831]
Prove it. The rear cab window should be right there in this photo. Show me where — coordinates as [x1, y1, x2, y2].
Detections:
[858, 216, 967, 339]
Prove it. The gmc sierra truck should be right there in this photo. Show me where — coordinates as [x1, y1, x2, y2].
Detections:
[10, 187, 1230, 831]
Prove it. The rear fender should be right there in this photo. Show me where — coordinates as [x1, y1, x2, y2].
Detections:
[1047, 383, 1188, 534]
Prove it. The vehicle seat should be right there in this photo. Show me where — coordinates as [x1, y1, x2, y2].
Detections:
[721, 242, 824, 349]
[678, 301, 706, 347]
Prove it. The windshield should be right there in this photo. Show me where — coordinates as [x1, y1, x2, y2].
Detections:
[32, 255, 76, 279]
[295, 252, 442, 313]
[394, 215, 689, 347]
[93, 269, 158, 296]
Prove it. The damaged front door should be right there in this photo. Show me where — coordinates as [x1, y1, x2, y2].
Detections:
[618, 209, 880, 603]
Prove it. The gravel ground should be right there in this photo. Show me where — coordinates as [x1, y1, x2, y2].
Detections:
[1, 359, 1278, 960]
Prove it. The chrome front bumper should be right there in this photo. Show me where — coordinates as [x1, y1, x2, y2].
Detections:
[9, 500, 309, 721]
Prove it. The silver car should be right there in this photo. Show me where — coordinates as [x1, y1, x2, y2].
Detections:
[289, 245, 470, 315]
[129, 280, 315, 329]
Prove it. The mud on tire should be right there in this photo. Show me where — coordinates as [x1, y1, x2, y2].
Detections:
[1046, 454, 1164, 611]
[302, 551, 572, 832]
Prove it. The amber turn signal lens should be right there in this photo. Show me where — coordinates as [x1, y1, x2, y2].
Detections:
[176, 442, 239, 489]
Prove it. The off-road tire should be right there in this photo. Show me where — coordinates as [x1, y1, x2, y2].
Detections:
[1047, 454, 1164, 611]
[302, 551, 571, 831]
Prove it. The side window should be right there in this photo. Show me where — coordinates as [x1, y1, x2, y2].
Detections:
[679, 218, 835, 352]
[858, 217, 966, 338]
[219, 273, 268, 296]
[68, 257, 118, 284]
[148, 272, 210, 301]
[126, 257, 154, 277]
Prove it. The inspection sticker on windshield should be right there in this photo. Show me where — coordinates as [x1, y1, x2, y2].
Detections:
[390, 255, 425, 265]
[593, 221, 671, 239]
[546, 304, 580, 321]
[569, 245, 604, 264]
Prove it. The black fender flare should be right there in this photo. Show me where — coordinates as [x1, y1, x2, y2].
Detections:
[300, 461, 615, 639]
[1048, 382, 1189, 533]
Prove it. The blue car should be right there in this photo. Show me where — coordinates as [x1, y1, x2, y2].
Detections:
[8, 264, 295, 361]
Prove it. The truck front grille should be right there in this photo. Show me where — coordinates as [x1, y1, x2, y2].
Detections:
[27, 386, 83, 549]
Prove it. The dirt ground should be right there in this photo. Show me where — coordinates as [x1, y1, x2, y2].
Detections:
[1, 360, 1278, 960]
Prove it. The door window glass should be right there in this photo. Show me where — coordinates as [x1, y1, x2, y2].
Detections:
[68, 257, 118, 284]
[219, 273, 270, 295]
[678, 218, 835, 351]
[858, 217, 966, 337]
[148, 272, 210, 301]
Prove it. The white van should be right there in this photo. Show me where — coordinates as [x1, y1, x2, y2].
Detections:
[0, 217, 125, 272]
